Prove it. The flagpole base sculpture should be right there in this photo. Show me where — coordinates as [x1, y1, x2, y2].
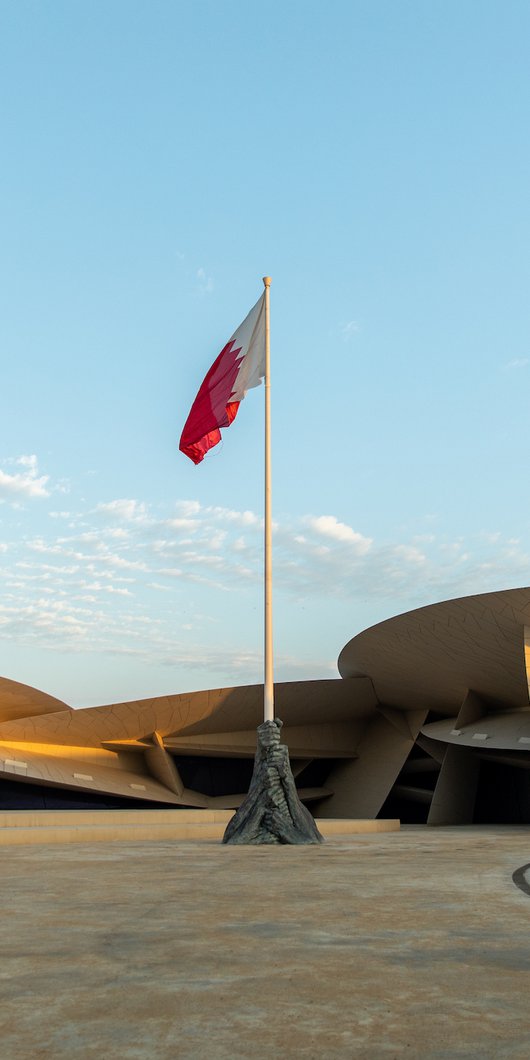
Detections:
[222, 718, 324, 845]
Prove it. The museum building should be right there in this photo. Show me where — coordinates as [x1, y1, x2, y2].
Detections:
[1, 587, 529, 825]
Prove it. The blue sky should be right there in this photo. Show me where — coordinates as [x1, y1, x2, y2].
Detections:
[1, 0, 530, 706]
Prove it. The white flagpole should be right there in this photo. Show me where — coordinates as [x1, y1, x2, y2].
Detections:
[263, 276, 274, 723]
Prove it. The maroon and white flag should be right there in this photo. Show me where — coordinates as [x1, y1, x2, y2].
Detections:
[179, 293, 266, 464]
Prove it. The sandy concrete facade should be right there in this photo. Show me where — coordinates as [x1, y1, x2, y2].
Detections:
[1, 827, 529, 1058]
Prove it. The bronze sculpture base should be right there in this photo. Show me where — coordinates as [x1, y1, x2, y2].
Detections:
[222, 718, 324, 845]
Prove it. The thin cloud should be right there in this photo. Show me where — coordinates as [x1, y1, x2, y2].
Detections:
[505, 358, 529, 369]
[340, 320, 359, 340]
[307, 515, 372, 553]
[0, 455, 50, 500]
[207, 505, 261, 527]
[196, 267, 214, 294]
[95, 499, 149, 523]
[175, 500, 201, 517]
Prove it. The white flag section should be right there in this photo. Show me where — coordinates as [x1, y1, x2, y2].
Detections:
[179, 293, 266, 464]
[229, 293, 266, 400]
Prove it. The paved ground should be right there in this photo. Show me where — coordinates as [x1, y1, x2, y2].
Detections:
[1, 826, 529, 1059]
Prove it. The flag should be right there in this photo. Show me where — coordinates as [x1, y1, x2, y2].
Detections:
[179, 292, 266, 464]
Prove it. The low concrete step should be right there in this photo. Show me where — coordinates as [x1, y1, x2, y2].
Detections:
[0, 810, 399, 845]
[319, 819, 399, 835]
[0, 808, 234, 828]
[0, 821, 226, 845]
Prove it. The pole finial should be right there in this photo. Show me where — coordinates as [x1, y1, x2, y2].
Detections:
[262, 276, 272, 288]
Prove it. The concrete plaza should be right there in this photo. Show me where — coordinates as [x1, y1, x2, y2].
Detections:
[1, 826, 529, 1059]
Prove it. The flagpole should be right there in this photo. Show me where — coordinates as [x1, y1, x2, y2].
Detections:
[222, 279, 324, 844]
[263, 276, 274, 723]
